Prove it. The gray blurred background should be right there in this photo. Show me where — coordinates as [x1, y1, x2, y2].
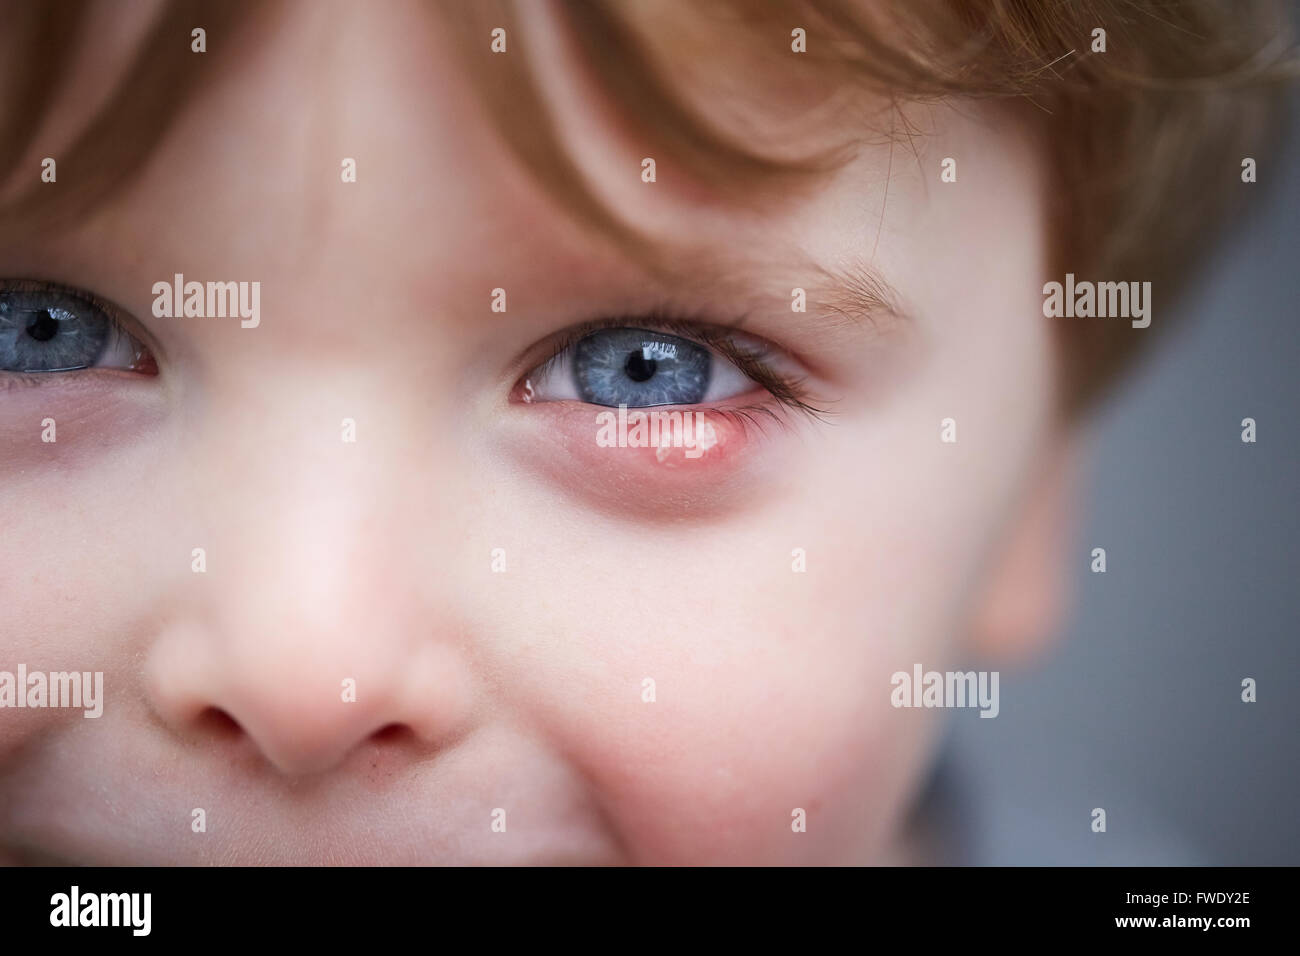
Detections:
[935, 91, 1299, 866]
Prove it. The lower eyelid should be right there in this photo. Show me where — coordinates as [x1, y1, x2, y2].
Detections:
[95, 324, 157, 373]
[0, 370, 168, 473]
[525, 399, 764, 465]
[499, 399, 791, 519]
[0, 365, 159, 392]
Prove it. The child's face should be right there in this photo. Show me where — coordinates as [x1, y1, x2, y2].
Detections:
[1, 0, 1063, 864]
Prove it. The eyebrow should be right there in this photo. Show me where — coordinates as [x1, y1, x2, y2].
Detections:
[3, 0, 910, 349]
[636, 242, 911, 339]
[811, 258, 910, 328]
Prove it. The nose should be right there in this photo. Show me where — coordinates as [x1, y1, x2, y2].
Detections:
[147, 622, 473, 776]
[144, 458, 476, 776]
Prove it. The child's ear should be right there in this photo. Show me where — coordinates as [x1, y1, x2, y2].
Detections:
[967, 432, 1085, 664]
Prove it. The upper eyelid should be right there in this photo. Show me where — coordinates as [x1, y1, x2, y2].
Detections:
[521, 313, 777, 378]
[0, 277, 118, 310]
[518, 261, 910, 388]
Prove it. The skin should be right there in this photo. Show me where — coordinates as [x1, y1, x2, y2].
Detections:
[0, 0, 1075, 864]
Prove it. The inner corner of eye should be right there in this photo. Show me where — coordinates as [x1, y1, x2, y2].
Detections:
[514, 362, 558, 403]
[103, 326, 159, 375]
[127, 341, 160, 375]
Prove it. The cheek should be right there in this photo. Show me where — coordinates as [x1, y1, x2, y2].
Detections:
[489, 365, 1045, 863]
[492, 510, 952, 864]
[0, 486, 110, 761]
[0, 397, 173, 761]
[560, 610, 942, 863]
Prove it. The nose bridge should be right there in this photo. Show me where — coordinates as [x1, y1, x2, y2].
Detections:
[215, 389, 414, 640]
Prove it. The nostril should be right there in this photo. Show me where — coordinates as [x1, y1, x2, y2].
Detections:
[372, 723, 412, 745]
[194, 707, 243, 739]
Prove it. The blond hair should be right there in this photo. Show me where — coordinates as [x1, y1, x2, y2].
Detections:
[2, 0, 1294, 414]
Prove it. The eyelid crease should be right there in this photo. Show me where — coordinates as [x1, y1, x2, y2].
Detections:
[554, 252, 912, 386]
[629, 245, 913, 334]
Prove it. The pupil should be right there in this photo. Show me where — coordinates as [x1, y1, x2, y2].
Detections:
[624, 351, 657, 383]
[26, 310, 59, 342]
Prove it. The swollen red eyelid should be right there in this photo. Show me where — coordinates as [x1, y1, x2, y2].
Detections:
[578, 401, 752, 464]
[504, 400, 770, 517]
[601, 406, 749, 469]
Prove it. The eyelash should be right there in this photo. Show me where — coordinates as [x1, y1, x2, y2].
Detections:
[0, 286, 834, 433]
[523, 312, 832, 427]
[0, 278, 121, 321]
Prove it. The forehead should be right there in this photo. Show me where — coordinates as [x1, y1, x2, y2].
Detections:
[7, 0, 886, 224]
[0, 0, 1044, 355]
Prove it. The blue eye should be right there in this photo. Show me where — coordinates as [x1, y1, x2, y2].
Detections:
[0, 285, 151, 373]
[528, 327, 755, 407]
[575, 328, 709, 406]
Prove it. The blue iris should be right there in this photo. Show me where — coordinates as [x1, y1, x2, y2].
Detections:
[573, 328, 710, 407]
[0, 289, 110, 372]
